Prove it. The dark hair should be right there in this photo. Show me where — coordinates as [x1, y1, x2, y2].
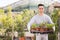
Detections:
[38, 4, 44, 7]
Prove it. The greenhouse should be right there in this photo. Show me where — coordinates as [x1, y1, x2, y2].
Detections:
[0, 0, 60, 40]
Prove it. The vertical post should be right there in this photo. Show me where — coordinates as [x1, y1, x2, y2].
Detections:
[12, 25, 14, 40]
[58, 32, 60, 40]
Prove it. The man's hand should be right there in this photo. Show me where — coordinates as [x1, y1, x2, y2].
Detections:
[53, 26, 55, 32]
[27, 28, 30, 33]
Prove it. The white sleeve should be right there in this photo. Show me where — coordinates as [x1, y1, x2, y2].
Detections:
[27, 16, 35, 32]
[47, 16, 55, 31]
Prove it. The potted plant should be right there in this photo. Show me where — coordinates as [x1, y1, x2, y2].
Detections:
[18, 26, 25, 40]
[31, 24, 39, 31]
[19, 32, 25, 40]
[46, 24, 55, 31]
[39, 23, 46, 32]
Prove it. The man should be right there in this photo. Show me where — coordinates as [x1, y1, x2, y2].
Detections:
[27, 4, 55, 40]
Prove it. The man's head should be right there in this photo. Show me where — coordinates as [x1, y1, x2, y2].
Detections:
[38, 4, 44, 14]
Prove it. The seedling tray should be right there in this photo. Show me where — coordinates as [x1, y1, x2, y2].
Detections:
[30, 28, 54, 34]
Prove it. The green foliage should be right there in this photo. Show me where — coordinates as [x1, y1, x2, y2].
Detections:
[0, 6, 36, 40]
[48, 33, 56, 40]
[51, 8, 59, 32]
[49, 8, 60, 40]
[18, 32, 24, 37]
[46, 24, 55, 28]
[0, 8, 4, 15]
[39, 23, 46, 27]
[31, 24, 39, 28]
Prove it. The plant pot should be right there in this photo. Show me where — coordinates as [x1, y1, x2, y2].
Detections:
[36, 28, 40, 31]
[44, 28, 48, 31]
[19, 37, 25, 40]
[31, 28, 36, 30]
[40, 28, 44, 32]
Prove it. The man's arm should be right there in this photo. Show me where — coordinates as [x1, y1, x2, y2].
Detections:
[27, 16, 35, 32]
[47, 16, 55, 31]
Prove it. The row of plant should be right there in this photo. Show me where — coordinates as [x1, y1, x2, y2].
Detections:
[0, 6, 35, 40]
